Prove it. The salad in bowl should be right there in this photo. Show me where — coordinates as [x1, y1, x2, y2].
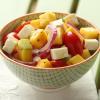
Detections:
[0, 12, 99, 89]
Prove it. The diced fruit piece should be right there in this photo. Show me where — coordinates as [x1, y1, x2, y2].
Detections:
[3, 38, 18, 54]
[39, 19, 50, 28]
[17, 39, 32, 62]
[53, 27, 64, 45]
[51, 60, 66, 67]
[84, 39, 99, 50]
[39, 12, 56, 22]
[80, 27, 99, 39]
[18, 24, 34, 39]
[18, 39, 32, 49]
[50, 19, 63, 27]
[18, 49, 33, 62]
[63, 31, 83, 56]
[30, 29, 47, 49]
[39, 12, 56, 28]
[51, 46, 69, 60]
[67, 54, 84, 65]
[82, 49, 91, 59]
[14, 21, 30, 33]
[36, 59, 52, 68]
[30, 19, 41, 29]
[63, 14, 79, 26]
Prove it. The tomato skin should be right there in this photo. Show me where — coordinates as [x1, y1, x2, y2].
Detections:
[39, 52, 52, 60]
[51, 60, 67, 67]
[14, 21, 30, 33]
[63, 31, 83, 56]
[2, 34, 8, 43]
[13, 33, 20, 40]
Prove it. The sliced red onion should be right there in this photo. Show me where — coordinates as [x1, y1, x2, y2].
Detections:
[38, 25, 57, 53]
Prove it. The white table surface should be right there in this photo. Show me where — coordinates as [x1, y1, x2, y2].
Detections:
[0, 56, 98, 100]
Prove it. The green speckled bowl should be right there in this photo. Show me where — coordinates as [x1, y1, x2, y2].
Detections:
[0, 12, 100, 89]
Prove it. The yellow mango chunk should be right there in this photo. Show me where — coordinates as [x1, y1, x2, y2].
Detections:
[36, 59, 52, 68]
[80, 27, 99, 39]
[18, 39, 32, 49]
[18, 49, 33, 62]
[30, 29, 47, 49]
[30, 19, 41, 29]
[53, 27, 64, 45]
[39, 19, 50, 28]
[67, 54, 84, 65]
[82, 49, 91, 59]
[63, 14, 79, 26]
[17, 39, 33, 62]
[39, 12, 56, 28]
[39, 12, 56, 21]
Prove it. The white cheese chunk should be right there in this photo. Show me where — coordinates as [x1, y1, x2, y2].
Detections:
[7, 32, 15, 37]
[51, 47, 69, 60]
[18, 24, 34, 39]
[85, 39, 99, 50]
[50, 19, 63, 27]
[7, 32, 18, 42]
[3, 38, 18, 54]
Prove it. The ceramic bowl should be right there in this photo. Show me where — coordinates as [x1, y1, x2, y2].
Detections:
[0, 12, 100, 89]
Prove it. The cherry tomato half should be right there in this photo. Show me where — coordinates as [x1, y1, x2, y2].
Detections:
[63, 31, 83, 56]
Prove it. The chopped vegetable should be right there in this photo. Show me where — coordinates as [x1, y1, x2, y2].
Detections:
[63, 31, 83, 56]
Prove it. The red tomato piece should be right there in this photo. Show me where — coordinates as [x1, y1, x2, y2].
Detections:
[13, 33, 20, 40]
[51, 60, 67, 67]
[2, 34, 8, 43]
[39, 52, 52, 60]
[63, 31, 83, 56]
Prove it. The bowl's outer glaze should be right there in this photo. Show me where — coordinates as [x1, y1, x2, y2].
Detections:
[0, 12, 100, 89]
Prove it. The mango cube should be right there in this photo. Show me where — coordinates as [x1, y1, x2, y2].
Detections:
[18, 39, 33, 62]
[18, 49, 33, 62]
[30, 29, 47, 49]
[53, 27, 64, 45]
[67, 54, 84, 65]
[39, 12, 56, 21]
[18, 39, 32, 49]
[30, 19, 41, 29]
[63, 14, 79, 26]
[39, 12, 56, 28]
[80, 27, 99, 39]
[36, 59, 52, 68]
[82, 49, 91, 59]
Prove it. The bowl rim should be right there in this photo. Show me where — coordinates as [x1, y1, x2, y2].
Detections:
[0, 12, 100, 70]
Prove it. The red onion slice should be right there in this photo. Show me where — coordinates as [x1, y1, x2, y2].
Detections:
[39, 25, 57, 53]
